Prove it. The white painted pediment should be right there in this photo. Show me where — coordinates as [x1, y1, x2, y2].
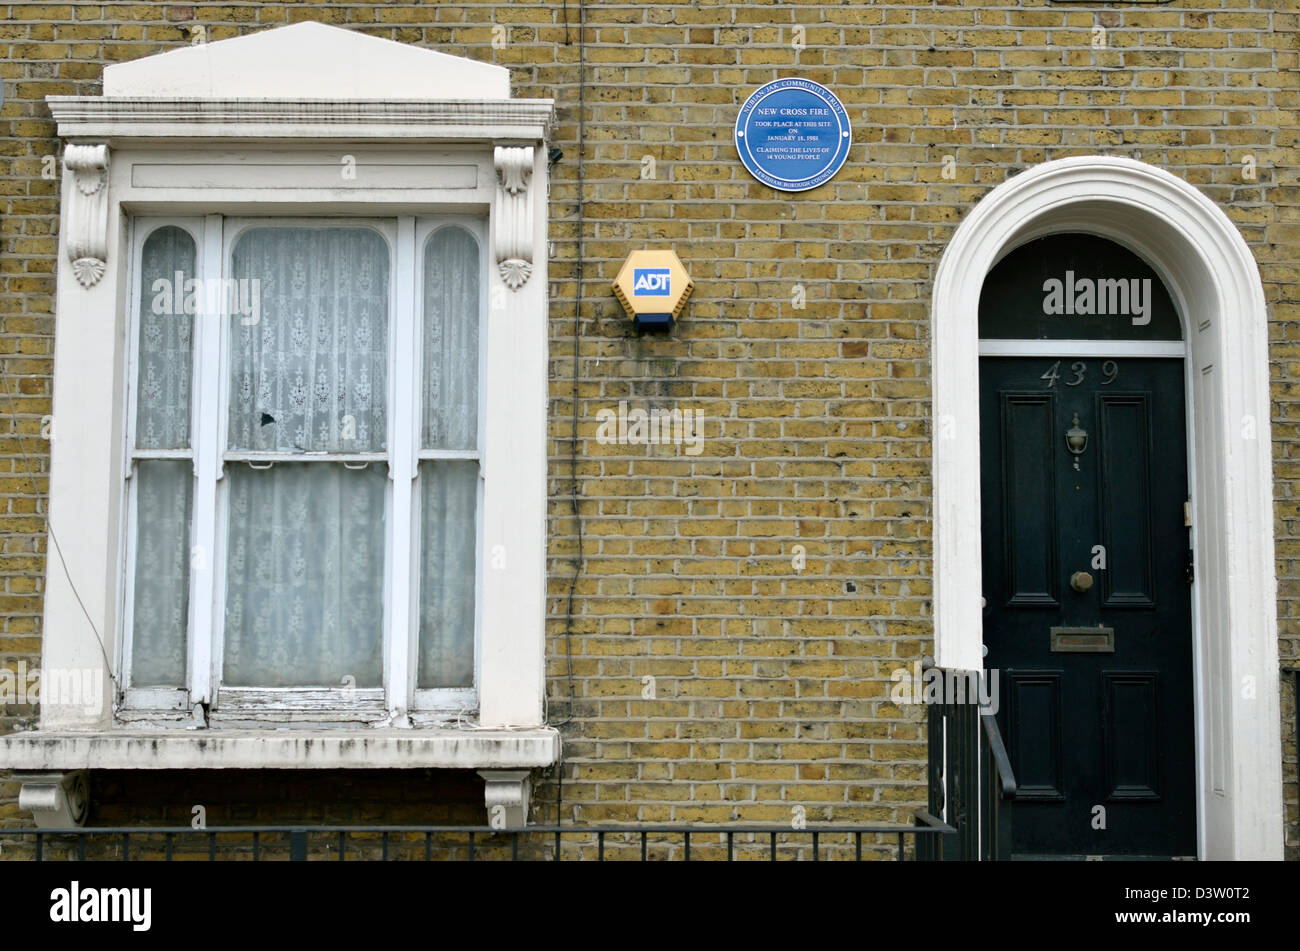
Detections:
[102, 21, 509, 99]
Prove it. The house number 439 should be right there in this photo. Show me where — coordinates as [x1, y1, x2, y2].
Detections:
[1040, 360, 1119, 387]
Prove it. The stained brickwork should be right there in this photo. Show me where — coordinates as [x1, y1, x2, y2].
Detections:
[0, 2, 1295, 854]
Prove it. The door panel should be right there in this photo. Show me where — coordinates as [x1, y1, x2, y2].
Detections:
[1000, 394, 1059, 605]
[979, 356, 1196, 857]
[1102, 671, 1161, 800]
[1007, 670, 1065, 800]
[1097, 395, 1155, 605]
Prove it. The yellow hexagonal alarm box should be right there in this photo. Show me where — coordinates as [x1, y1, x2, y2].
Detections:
[612, 249, 694, 332]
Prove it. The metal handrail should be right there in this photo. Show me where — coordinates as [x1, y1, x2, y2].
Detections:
[980, 705, 1018, 798]
[917, 664, 1018, 860]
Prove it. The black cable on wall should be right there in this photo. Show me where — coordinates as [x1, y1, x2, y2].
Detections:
[553, 0, 586, 822]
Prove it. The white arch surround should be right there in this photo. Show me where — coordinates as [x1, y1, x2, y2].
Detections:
[930, 156, 1283, 860]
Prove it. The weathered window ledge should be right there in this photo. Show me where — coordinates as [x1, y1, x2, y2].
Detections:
[0, 728, 559, 828]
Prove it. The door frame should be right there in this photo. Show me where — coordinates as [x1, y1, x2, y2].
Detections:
[931, 156, 1283, 860]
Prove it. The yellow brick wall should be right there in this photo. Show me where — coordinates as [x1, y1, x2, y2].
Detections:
[0, 2, 1294, 852]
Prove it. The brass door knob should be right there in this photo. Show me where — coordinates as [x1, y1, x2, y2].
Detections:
[1070, 570, 1094, 593]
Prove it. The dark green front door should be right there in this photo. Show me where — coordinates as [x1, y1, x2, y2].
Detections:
[979, 356, 1196, 858]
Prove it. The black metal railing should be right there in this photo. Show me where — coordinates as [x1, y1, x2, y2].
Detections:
[980, 702, 1017, 860]
[0, 822, 955, 862]
[918, 660, 1018, 860]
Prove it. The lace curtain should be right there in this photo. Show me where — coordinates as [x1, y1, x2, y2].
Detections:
[222, 228, 389, 687]
[224, 463, 385, 686]
[418, 460, 477, 688]
[131, 461, 193, 687]
[419, 227, 480, 688]
[423, 226, 479, 450]
[228, 227, 388, 453]
[136, 226, 194, 450]
[131, 226, 195, 687]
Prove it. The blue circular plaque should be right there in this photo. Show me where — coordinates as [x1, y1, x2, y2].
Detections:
[734, 78, 852, 192]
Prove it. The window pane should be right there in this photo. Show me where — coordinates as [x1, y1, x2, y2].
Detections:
[422, 227, 479, 450]
[418, 460, 477, 689]
[223, 462, 385, 688]
[131, 460, 192, 686]
[228, 228, 389, 453]
[137, 226, 195, 450]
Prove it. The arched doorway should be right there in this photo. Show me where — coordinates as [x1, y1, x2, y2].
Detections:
[930, 156, 1283, 859]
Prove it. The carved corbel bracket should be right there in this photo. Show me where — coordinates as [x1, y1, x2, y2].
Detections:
[477, 768, 531, 829]
[493, 146, 534, 291]
[63, 144, 110, 288]
[17, 770, 90, 828]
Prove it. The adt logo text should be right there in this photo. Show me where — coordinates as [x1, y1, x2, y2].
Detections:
[633, 268, 671, 296]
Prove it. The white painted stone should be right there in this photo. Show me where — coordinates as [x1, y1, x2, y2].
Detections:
[478, 769, 533, 828]
[16, 770, 89, 829]
[1, 730, 559, 771]
[103, 21, 509, 100]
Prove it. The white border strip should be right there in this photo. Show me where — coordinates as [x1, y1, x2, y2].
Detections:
[978, 338, 1186, 358]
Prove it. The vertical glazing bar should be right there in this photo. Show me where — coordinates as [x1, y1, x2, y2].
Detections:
[35, 833, 42, 862]
[188, 214, 223, 706]
[598, 830, 604, 862]
[511, 832, 519, 862]
[382, 831, 389, 862]
[384, 215, 417, 721]
[897, 832, 904, 861]
[208, 831, 216, 861]
[468, 831, 475, 862]
[165, 832, 172, 861]
[288, 830, 304, 862]
[812, 831, 819, 861]
[253, 831, 260, 862]
[426, 832, 432, 862]
[727, 831, 733, 861]
[856, 831, 862, 862]
[770, 831, 776, 861]
[339, 830, 346, 861]
[684, 831, 690, 862]
[555, 829, 562, 862]
[641, 831, 647, 862]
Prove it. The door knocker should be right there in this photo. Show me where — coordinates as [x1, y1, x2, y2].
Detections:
[1066, 412, 1088, 471]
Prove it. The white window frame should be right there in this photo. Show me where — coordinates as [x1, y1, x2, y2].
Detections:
[118, 216, 204, 714]
[0, 26, 557, 825]
[409, 218, 491, 716]
[210, 216, 398, 720]
[29, 109, 550, 740]
[118, 213, 497, 722]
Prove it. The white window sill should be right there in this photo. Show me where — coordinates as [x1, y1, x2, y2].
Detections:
[0, 726, 560, 771]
